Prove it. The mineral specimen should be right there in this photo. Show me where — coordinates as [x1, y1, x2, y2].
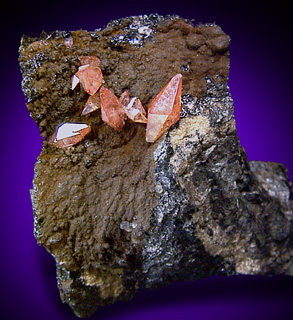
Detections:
[19, 14, 293, 318]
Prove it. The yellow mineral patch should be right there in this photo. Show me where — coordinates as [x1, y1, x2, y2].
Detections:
[81, 268, 124, 300]
[169, 116, 236, 173]
[169, 115, 211, 147]
[169, 115, 212, 172]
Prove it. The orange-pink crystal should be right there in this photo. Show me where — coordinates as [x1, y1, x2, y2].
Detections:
[119, 91, 147, 124]
[82, 93, 101, 115]
[124, 97, 147, 123]
[119, 90, 131, 107]
[100, 87, 126, 131]
[75, 65, 103, 95]
[51, 125, 91, 148]
[146, 74, 182, 142]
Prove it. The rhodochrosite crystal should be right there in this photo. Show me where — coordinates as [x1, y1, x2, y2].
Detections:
[146, 74, 182, 142]
[124, 97, 147, 123]
[75, 65, 103, 95]
[52, 123, 91, 148]
[82, 93, 101, 115]
[119, 90, 131, 106]
[78, 55, 101, 67]
[72, 55, 103, 95]
[119, 91, 147, 124]
[100, 87, 126, 131]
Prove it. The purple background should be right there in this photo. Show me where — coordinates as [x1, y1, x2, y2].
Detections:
[1, 1, 292, 319]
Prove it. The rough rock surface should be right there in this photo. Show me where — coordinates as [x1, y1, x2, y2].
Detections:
[19, 14, 293, 318]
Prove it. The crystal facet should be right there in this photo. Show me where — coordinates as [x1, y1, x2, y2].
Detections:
[124, 97, 147, 123]
[119, 90, 130, 107]
[82, 93, 101, 115]
[75, 65, 103, 95]
[100, 87, 126, 131]
[119, 91, 147, 123]
[52, 123, 91, 148]
[71, 74, 80, 90]
[146, 74, 182, 142]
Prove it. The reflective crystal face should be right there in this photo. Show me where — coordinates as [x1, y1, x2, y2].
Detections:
[124, 97, 147, 123]
[82, 93, 101, 115]
[71, 74, 80, 90]
[146, 74, 182, 142]
[145, 114, 168, 142]
[55, 123, 89, 140]
[75, 65, 103, 95]
[52, 123, 91, 148]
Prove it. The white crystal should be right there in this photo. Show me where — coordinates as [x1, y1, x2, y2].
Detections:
[71, 75, 80, 90]
[127, 97, 137, 109]
[125, 97, 140, 117]
[78, 64, 90, 71]
[129, 37, 140, 45]
[138, 26, 152, 36]
[120, 221, 137, 232]
[55, 123, 89, 141]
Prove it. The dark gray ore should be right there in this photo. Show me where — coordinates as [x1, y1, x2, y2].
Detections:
[19, 14, 293, 318]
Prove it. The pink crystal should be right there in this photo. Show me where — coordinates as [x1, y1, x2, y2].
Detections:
[124, 97, 147, 123]
[50, 123, 91, 148]
[119, 90, 131, 107]
[146, 74, 182, 143]
[75, 65, 103, 95]
[100, 87, 126, 131]
[82, 93, 101, 115]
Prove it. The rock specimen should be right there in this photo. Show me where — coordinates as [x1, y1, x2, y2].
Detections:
[19, 14, 293, 318]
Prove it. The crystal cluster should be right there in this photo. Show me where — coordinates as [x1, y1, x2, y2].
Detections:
[52, 57, 183, 148]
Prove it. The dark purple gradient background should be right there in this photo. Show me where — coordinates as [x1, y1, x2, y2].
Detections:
[1, 1, 292, 319]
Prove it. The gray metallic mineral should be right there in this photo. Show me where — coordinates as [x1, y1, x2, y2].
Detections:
[19, 14, 293, 318]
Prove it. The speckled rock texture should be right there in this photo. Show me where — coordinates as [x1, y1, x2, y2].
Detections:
[19, 14, 293, 318]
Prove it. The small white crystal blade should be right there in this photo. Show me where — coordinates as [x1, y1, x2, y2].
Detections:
[55, 123, 89, 141]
